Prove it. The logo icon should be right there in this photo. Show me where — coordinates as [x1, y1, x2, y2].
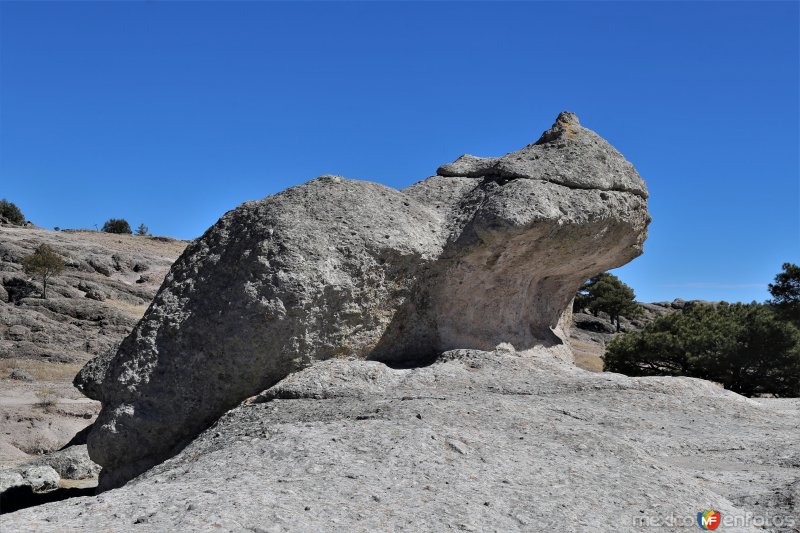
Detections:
[697, 509, 721, 530]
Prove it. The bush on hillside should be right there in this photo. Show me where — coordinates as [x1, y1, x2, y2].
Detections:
[102, 218, 132, 234]
[0, 199, 25, 225]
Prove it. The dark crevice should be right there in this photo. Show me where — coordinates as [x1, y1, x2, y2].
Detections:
[444, 170, 647, 199]
[374, 348, 440, 369]
[480, 174, 517, 186]
[0, 485, 96, 514]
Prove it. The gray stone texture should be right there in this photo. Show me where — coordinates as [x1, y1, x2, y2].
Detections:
[2, 348, 797, 532]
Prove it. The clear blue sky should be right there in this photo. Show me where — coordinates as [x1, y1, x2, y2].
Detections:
[1, 1, 797, 303]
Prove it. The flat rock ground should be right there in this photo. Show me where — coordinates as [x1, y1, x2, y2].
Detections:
[2, 348, 797, 532]
[0, 225, 186, 468]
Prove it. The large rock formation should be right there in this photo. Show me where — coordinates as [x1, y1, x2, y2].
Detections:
[82, 112, 650, 489]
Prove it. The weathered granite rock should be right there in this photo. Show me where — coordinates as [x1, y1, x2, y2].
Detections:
[3, 349, 797, 531]
[73, 343, 118, 401]
[0, 445, 98, 500]
[16, 466, 59, 493]
[84, 113, 650, 489]
[437, 111, 648, 198]
[28, 445, 99, 480]
[8, 368, 34, 381]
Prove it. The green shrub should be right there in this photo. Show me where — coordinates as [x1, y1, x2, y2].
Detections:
[102, 218, 132, 234]
[604, 303, 800, 397]
[21, 244, 65, 299]
[0, 199, 25, 225]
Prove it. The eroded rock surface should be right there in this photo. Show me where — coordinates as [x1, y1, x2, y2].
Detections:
[84, 113, 650, 489]
[3, 349, 797, 532]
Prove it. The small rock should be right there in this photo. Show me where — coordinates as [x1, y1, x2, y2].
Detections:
[30, 445, 101, 480]
[0, 471, 25, 492]
[22, 465, 60, 492]
[495, 342, 515, 353]
[9, 368, 34, 381]
[8, 324, 31, 341]
[446, 439, 468, 455]
[671, 298, 687, 309]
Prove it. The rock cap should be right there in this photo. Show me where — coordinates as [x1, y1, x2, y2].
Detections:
[437, 112, 648, 198]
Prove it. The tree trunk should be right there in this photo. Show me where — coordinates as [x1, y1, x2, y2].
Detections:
[615, 316, 621, 332]
[42, 275, 47, 299]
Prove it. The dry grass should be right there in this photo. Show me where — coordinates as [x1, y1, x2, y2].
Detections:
[570, 339, 605, 373]
[59, 478, 98, 489]
[0, 358, 85, 383]
[34, 387, 59, 412]
[57, 228, 188, 257]
[573, 353, 604, 373]
[106, 299, 149, 319]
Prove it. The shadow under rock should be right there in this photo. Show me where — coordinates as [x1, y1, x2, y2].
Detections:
[0, 484, 96, 515]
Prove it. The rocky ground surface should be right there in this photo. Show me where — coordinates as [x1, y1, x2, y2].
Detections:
[0, 223, 187, 472]
[2, 347, 797, 532]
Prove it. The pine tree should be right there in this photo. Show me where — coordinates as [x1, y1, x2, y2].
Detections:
[575, 273, 641, 331]
[769, 263, 800, 325]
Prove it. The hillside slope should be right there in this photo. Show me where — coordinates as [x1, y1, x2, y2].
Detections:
[0, 223, 186, 466]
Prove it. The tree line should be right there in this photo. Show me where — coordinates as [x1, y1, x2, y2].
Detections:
[1, 198, 149, 236]
[590, 264, 800, 397]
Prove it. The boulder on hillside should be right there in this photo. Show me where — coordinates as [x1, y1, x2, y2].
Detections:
[82, 112, 650, 490]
